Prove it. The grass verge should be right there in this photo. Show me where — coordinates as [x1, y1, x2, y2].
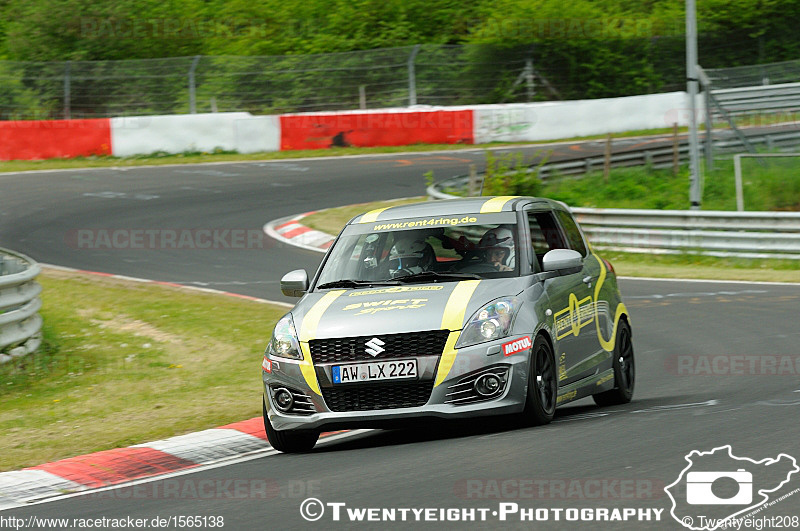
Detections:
[0, 268, 286, 471]
[301, 199, 799, 283]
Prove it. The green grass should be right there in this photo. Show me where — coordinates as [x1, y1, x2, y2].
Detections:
[0, 268, 287, 471]
[302, 196, 428, 233]
[602, 251, 799, 283]
[542, 157, 800, 211]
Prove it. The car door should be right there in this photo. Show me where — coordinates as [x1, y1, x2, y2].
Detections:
[526, 208, 595, 386]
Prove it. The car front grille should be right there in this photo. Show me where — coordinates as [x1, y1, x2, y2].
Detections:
[321, 381, 434, 412]
[309, 330, 450, 364]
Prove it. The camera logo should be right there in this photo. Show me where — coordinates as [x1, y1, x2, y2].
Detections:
[686, 469, 752, 505]
[665, 445, 799, 530]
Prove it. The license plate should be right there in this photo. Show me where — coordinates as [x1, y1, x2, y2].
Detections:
[332, 360, 417, 384]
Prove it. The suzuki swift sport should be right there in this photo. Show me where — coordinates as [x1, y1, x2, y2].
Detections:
[262, 196, 634, 452]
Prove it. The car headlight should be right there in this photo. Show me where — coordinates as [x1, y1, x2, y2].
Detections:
[456, 297, 520, 348]
[267, 313, 302, 360]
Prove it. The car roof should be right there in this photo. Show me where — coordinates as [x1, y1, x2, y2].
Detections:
[348, 196, 568, 225]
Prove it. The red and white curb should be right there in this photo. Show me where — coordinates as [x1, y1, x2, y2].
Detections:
[0, 265, 302, 510]
[264, 212, 333, 254]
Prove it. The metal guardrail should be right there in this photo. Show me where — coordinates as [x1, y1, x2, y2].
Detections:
[428, 187, 800, 260]
[0, 248, 43, 364]
[710, 82, 800, 115]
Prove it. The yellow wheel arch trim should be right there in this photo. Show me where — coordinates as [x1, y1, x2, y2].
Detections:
[298, 289, 346, 395]
[434, 280, 481, 387]
[480, 196, 519, 214]
[591, 252, 629, 352]
[358, 207, 391, 223]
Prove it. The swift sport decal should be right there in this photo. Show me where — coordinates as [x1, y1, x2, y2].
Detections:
[434, 280, 481, 387]
[342, 298, 429, 315]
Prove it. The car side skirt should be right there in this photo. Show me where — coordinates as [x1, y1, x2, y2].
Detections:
[556, 367, 615, 407]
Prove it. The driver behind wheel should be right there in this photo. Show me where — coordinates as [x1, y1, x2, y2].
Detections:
[479, 227, 515, 271]
[388, 237, 435, 278]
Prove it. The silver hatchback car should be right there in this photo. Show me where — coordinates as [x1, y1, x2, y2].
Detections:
[262, 196, 634, 452]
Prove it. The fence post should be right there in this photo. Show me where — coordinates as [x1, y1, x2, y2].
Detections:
[672, 123, 680, 176]
[64, 61, 71, 120]
[603, 134, 612, 183]
[188, 55, 201, 114]
[525, 57, 535, 102]
[359, 85, 366, 110]
[408, 45, 421, 106]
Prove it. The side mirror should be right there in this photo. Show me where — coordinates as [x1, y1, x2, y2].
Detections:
[280, 269, 309, 297]
[542, 249, 583, 276]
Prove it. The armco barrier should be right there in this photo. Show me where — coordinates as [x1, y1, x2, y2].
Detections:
[279, 109, 474, 150]
[0, 119, 111, 161]
[110, 113, 281, 156]
[0, 249, 42, 364]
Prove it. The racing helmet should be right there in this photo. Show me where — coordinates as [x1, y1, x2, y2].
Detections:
[388, 237, 434, 277]
[479, 227, 515, 268]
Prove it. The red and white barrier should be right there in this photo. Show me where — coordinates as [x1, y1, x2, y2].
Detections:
[0, 119, 111, 160]
[0, 92, 698, 161]
[279, 108, 473, 150]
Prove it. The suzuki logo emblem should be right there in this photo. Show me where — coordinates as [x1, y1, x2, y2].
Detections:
[365, 337, 385, 357]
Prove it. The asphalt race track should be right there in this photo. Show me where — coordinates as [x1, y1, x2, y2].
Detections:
[2, 140, 799, 529]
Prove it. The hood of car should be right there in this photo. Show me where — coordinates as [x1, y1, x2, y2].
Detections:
[292, 278, 527, 341]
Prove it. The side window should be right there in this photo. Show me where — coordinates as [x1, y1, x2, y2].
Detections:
[527, 211, 567, 269]
[555, 210, 587, 256]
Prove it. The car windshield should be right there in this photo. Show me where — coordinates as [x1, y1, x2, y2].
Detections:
[315, 215, 520, 288]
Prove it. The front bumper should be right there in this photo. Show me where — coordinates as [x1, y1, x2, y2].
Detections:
[262, 337, 531, 432]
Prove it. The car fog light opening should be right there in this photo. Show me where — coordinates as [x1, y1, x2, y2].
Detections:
[474, 373, 502, 397]
[274, 388, 295, 412]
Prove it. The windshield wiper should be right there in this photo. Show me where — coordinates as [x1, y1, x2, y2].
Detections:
[393, 271, 482, 284]
[316, 279, 401, 289]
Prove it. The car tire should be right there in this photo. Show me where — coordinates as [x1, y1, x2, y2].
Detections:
[521, 334, 557, 426]
[262, 398, 319, 453]
[592, 320, 635, 407]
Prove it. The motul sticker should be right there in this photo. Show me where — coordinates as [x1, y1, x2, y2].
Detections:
[261, 356, 272, 373]
[502, 336, 532, 357]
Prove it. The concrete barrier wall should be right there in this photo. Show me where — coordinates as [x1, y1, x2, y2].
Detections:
[0, 91, 703, 160]
[473, 92, 692, 143]
[279, 109, 474, 150]
[0, 119, 111, 161]
[110, 113, 280, 156]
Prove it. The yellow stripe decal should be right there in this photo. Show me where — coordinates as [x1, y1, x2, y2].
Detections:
[434, 280, 481, 387]
[479, 196, 518, 214]
[591, 252, 629, 352]
[299, 343, 321, 396]
[298, 290, 345, 395]
[359, 207, 390, 224]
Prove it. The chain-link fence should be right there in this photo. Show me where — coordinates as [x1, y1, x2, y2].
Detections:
[0, 46, 538, 119]
[704, 59, 800, 89]
[1, 40, 695, 120]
